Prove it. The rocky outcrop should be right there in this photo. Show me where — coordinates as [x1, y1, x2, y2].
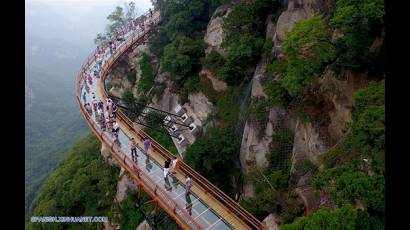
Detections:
[273, 0, 335, 57]
[204, 4, 231, 55]
[318, 68, 369, 142]
[262, 213, 280, 230]
[185, 92, 214, 126]
[240, 107, 286, 176]
[103, 222, 120, 230]
[290, 119, 327, 170]
[150, 72, 180, 112]
[199, 68, 227, 92]
[116, 169, 138, 203]
[149, 73, 214, 156]
[251, 61, 268, 98]
[136, 220, 152, 230]
[101, 144, 120, 167]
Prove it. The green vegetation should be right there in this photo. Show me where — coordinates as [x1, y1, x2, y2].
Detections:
[185, 127, 241, 197]
[215, 88, 241, 125]
[281, 205, 359, 230]
[26, 134, 119, 230]
[149, 0, 226, 89]
[249, 97, 270, 137]
[112, 191, 145, 229]
[204, 49, 225, 72]
[240, 169, 279, 219]
[94, 1, 138, 45]
[330, 0, 385, 73]
[111, 191, 179, 229]
[267, 16, 336, 98]
[217, 0, 278, 85]
[299, 80, 385, 229]
[127, 68, 137, 85]
[241, 126, 296, 221]
[143, 111, 178, 155]
[160, 36, 205, 84]
[25, 67, 89, 221]
[137, 53, 155, 95]
[352, 80, 385, 173]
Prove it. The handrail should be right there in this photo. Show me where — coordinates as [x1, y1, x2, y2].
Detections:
[76, 9, 266, 230]
[76, 12, 201, 230]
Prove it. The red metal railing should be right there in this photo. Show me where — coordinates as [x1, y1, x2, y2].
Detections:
[75, 10, 267, 230]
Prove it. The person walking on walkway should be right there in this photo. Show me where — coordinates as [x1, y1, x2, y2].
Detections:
[92, 97, 98, 114]
[112, 121, 119, 135]
[106, 116, 113, 132]
[86, 103, 93, 116]
[94, 69, 100, 79]
[87, 74, 93, 85]
[112, 102, 118, 117]
[185, 175, 192, 197]
[130, 138, 138, 162]
[143, 137, 151, 153]
[170, 156, 179, 175]
[82, 92, 87, 104]
[164, 158, 172, 191]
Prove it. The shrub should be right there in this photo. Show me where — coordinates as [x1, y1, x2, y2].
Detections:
[184, 127, 240, 196]
[281, 205, 358, 230]
[127, 68, 136, 85]
[330, 0, 385, 72]
[249, 97, 270, 137]
[160, 36, 205, 84]
[280, 16, 336, 97]
[143, 111, 178, 155]
[352, 80, 385, 173]
[204, 49, 225, 72]
[262, 39, 274, 61]
[137, 53, 155, 95]
[215, 88, 241, 125]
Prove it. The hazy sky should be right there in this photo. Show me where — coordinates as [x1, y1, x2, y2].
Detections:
[26, 0, 153, 51]
[27, 0, 152, 10]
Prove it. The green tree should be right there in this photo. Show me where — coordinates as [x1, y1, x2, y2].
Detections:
[160, 36, 205, 84]
[330, 0, 385, 72]
[106, 6, 126, 34]
[352, 80, 385, 172]
[137, 53, 155, 95]
[94, 33, 107, 45]
[184, 127, 240, 196]
[279, 16, 336, 96]
[281, 205, 358, 230]
[124, 1, 137, 21]
[26, 135, 119, 230]
[220, 0, 277, 85]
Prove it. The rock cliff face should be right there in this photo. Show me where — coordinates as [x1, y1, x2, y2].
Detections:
[262, 213, 280, 230]
[238, 1, 372, 227]
[204, 4, 231, 55]
[201, 4, 231, 93]
[273, 0, 335, 57]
